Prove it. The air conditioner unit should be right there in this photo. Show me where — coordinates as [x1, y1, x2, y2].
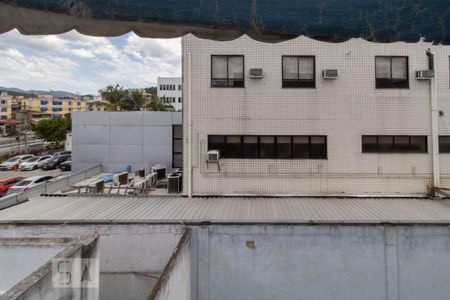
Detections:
[208, 150, 220, 162]
[322, 69, 338, 79]
[113, 172, 128, 186]
[146, 172, 158, 188]
[152, 165, 166, 180]
[249, 68, 263, 79]
[416, 70, 434, 80]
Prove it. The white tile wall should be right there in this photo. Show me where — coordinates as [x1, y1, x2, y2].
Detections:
[183, 35, 450, 195]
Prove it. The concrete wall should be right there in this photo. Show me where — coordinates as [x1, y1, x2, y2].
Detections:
[0, 225, 185, 300]
[182, 35, 450, 195]
[0, 245, 66, 293]
[190, 225, 450, 300]
[72, 111, 182, 172]
[1, 236, 99, 300]
[152, 232, 191, 300]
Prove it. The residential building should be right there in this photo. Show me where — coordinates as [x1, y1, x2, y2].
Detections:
[157, 77, 182, 111]
[1, 93, 88, 120]
[182, 35, 450, 196]
[0, 92, 19, 120]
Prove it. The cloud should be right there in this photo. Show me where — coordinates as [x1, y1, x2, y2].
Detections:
[0, 30, 181, 94]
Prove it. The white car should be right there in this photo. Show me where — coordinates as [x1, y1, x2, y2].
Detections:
[7, 175, 54, 194]
[18, 155, 52, 171]
[0, 155, 34, 171]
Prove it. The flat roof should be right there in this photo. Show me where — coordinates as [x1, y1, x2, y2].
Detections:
[1, 196, 450, 225]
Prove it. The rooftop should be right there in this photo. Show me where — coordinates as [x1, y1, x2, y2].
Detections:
[1, 195, 450, 225]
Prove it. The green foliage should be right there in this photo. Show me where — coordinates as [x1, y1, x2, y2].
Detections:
[32, 117, 71, 144]
[97, 84, 173, 112]
[147, 97, 173, 111]
[96, 84, 127, 111]
[121, 89, 151, 111]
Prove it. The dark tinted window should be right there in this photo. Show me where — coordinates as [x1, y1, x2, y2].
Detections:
[276, 136, 292, 159]
[211, 55, 244, 88]
[224, 136, 242, 158]
[208, 135, 327, 159]
[362, 136, 427, 153]
[242, 136, 258, 158]
[375, 56, 408, 89]
[259, 136, 276, 159]
[282, 56, 315, 88]
[439, 136, 450, 153]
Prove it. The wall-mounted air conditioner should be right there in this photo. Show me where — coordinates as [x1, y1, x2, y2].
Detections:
[249, 68, 263, 79]
[322, 69, 338, 79]
[207, 150, 220, 162]
[416, 70, 434, 80]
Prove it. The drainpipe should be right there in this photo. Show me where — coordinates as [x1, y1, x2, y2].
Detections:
[187, 51, 193, 198]
[427, 49, 440, 192]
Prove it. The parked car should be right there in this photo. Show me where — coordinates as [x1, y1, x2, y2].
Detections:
[18, 155, 52, 171]
[0, 155, 34, 171]
[41, 155, 71, 170]
[0, 176, 26, 194]
[7, 176, 54, 194]
[52, 151, 71, 157]
[58, 159, 71, 171]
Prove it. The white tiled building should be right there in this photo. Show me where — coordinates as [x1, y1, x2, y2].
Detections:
[157, 77, 182, 111]
[182, 34, 450, 196]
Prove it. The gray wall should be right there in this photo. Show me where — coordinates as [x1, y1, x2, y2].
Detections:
[0, 225, 185, 300]
[4, 224, 450, 300]
[191, 225, 450, 300]
[72, 112, 182, 172]
[154, 236, 191, 300]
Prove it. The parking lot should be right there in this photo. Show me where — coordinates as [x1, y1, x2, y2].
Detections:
[0, 168, 67, 179]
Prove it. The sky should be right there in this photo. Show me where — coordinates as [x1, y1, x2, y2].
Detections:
[0, 30, 181, 95]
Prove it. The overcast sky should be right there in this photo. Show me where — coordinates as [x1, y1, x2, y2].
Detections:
[0, 30, 181, 95]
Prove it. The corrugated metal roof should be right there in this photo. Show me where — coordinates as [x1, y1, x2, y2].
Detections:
[1, 196, 450, 224]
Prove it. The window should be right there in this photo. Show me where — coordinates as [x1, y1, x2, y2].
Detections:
[282, 56, 315, 88]
[208, 135, 327, 159]
[178, 97, 182, 103]
[243, 136, 258, 158]
[179, 85, 182, 90]
[172, 125, 183, 168]
[362, 136, 427, 153]
[211, 55, 244, 87]
[439, 136, 450, 153]
[375, 56, 408, 88]
[276, 136, 292, 159]
[224, 136, 242, 158]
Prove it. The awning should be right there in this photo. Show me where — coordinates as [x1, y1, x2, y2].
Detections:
[1, 0, 449, 44]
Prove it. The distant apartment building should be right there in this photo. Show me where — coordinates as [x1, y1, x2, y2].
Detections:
[182, 35, 450, 196]
[157, 77, 182, 111]
[0, 93, 88, 119]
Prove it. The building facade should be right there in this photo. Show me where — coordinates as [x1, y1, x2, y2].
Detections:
[182, 35, 450, 196]
[1, 93, 88, 119]
[157, 77, 182, 111]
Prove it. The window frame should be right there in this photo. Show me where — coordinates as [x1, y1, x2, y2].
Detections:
[282, 55, 316, 88]
[439, 136, 450, 153]
[211, 55, 245, 88]
[362, 135, 427, 153]
[375, 56, 409, 89]
[208, 135, 327, 160]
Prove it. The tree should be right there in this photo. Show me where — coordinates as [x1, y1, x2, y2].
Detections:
[96, 84, 127, 111]
[121, 89, 151, 111]
[32, 117, 71, 145]
[146, 97, 173, 111]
